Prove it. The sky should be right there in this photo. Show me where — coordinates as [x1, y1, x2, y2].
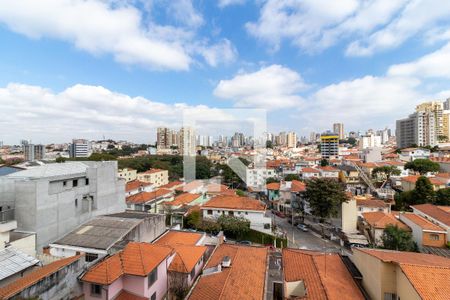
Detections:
[1, 0, 450, 144]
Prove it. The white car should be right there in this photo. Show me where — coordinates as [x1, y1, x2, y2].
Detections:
[297, 224, 308, 232]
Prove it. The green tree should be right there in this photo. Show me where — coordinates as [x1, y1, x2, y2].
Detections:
[266, 140, 273, 149]
[266, 177, 278, 184]
[320, 159, 329, 167]
[236, 189, 245, 197]
[197, 219, 221, 234]
[184, 211, 201, 229]
[347, 137, 357, 146]
[381, 225, 417, 251]
[55, 156, 66, 163]
[284, 174, 301, 181]
[411, 176, 435, 205]
[88, 152, 117, 161]
[405, 159, 440, 175]
[217, 215, 250, 239]
[304, 178, 349, 222]
[435, 188, 450, 205]
[371, 165, 401, 180]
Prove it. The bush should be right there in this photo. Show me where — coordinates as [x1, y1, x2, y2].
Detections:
[239, 229, 287, 248]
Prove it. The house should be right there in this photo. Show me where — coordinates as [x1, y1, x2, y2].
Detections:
[351, 248, 450, 300]
[126, 188, 174, 213]
[0, 247, 40, 286]
[355, 195, 391, 217]
[125, 180, 154, 196]
[300, 167, 320, 179]
[0, 208, 37, 257]
[117, 168, 137, 182]
[412, 204, 450, 242]
[399, 148, 431, 162]
[317, 166, 340, 178]
[338, 165, 361, 186]
[266, 182, 280, 201]
[187, 244, 268, 300]
[0, 161, 126, 252]
[282, 248, 364, 300]
[160, 181, 184, 190]
[137, 168, 169, 187]
[399, 212, 447, 250]
[361, 212, 410, 246]
[81, 242, 173, 300]
[175, 180, 205, 194]
[246, 167, 276, 191]
[49, 213, 166, 261]
[201, 195, 272, 234]
[0, 255, 84, 300]
[401, 175, 447, 191]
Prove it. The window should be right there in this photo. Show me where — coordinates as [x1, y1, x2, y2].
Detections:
[63, 181, 67, 187]
[207, 210, 213, 215]
[430, 234, 440, 241]
[264, 223, 271, 229]
[190, 267, 195, 279]
[75, 199, 78, 207]
[245, 212, 248, 215]
[384, 293, 397, 300]
[151, 292, 156, 300]
[229, 211, 234, 216]
[90, 284, 102, 297]
[73, 179, 78, 187]
[148, 268, 158, 287]
[85, 178, 89, 185]
[86, 253, 98, 262]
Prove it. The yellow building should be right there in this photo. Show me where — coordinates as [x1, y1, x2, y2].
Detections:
[320, 132, 339, 159]
[117, 167, 137, 182]
[137, 168, 169, 187]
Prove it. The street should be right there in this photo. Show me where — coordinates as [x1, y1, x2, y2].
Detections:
[273, 214, 349, 254]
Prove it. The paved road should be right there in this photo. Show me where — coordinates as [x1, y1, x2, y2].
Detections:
[274, 214, 350, 254]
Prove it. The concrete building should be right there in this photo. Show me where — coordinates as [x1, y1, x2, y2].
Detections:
[320, 132, 339, 159]
[117, 167, 137, 182]
[286, 132, 297, 148]
[23, 144, 44, 161]
[246, 167, 276, 191]
[69, 139, 91, 158]
[359, 134, 381, 149]
[333, 123, 345, 140]
[0, 161, 126, 252]
[399, 212, 447, 250]
[137, 168, 169, 187]
[396, 110, 437, 148]
[179, 127, 196, 156]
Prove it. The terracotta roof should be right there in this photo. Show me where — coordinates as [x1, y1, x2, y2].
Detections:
[167, 193, 201, 206]
[317, 166, 339, 172]
[201, 195, 266, 211]
[400, 264, 450, 300]
[435, 173, 450, 179]
[290, 180, 306, 193]
[401, 213, 446, 232]
[0, 255, 82, 299]
[302, 167, 320, 173]
[354, 248, 450, 267]
[126, 188, 173, 204]
[356, 199, 388, 208]
[114, 290, 147, 300]
[188, 244, 268, 300]
[168, 245, 207, 273]
[140, 168, 167, 174]
[205, 183, 230, 193]
[125, 180, 152, 192]
[160, 181, 183, 189]
[283, 249, 364, 300]
[154, 231, 204, 246]
[362, 212, 410, 230]
[402, 175, 446, 186]
[175, 180, 204, 192]
[266, 182, 280, 190]
[81, 243, 172, 285]
[412, 204, 450, 226]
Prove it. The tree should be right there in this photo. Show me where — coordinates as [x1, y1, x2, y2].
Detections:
[184, 211, 201, 229]
[266, 140, 273, 149]
[304, 178, 349, 222]
[435, 188, 450, 205]
[411, 176, 435, 205]
[320, 159, 329, 167]
[284, 174, 301, 181]
[405, 159, 440, 175]
[236, 189, 245, 197]
[217, 215, 250, 239]
[347, 137, 357, 146]
[197, 220, 221, 234]
[372, 165, 401, 180]
[381, 225, 417, 251]
[168, 271, 190, 300]
[55, 156, 66, 163]
[266, 177, 278, 184]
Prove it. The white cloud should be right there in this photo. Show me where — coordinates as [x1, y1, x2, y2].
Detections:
[166, 0, 204, 28]
[247, 0, 450, 56]
[346, 0, 450, 56]
[0, 0, 235, 70]
[197, 39, 237, 67]
[213, 65, 307, 109]
[388, 42, 450, 79]
[0, 83, 235, 144]
[218, 0, 246, 8]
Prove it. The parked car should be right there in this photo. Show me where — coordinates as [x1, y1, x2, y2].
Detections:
[274, 211, 286, 218]
[237, 240, 252, 245]
[297, 224, 308, 232]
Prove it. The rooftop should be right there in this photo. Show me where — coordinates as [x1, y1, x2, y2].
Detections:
[125, 180, 153, 192]
[354, 248, 450, 267]
[0, 247, 40, 281]
[412, 204, 450, 226]
[126, 188, 173, 204]
[201, 195, 266, 211]
[362, 212, 410, 230]
[154, 230, 204, 246]
[401, 213, 446, 232]
[6, 162, 89, 179]
[167, 193, 202, 206]
[400, 264, 450, 300]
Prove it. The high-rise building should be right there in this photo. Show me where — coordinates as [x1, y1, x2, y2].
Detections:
[320, 132, 339, 159]
[359, 133, 382, 149]
[333, 123, 345, 140]
[179, 127, 196, 156]
[287, 132, 297, 148]
[157, 127, 170, 149]
[309, 132, 316, 143]
[24, 144, 45, 161]
[416, 101, 444, 138]
[69, 139, 91, 158]
[396, 111, 436, 148]
[278, 132, 287, 146]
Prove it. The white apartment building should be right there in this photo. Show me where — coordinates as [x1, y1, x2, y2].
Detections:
[246, 167, 276, 191]
[118, 167, 137, 182]
[180, 127, 196, 156]
[359, 134, 381, 149]
[201, 195, 272, 234]
[69, 139, 91, 158]
[0, 161, 126, 252]
[137, 168, 169, 187]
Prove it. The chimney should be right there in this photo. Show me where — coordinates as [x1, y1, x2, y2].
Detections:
[222, 256, 231, 267]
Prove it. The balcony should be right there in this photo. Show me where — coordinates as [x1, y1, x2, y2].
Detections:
[0, 208, 15, 224]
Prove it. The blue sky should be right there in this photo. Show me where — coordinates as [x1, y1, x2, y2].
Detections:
[1, 0, 450, 144]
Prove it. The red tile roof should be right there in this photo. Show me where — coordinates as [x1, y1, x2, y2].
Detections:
[290, 180, 306, 192]
[175, 180, 204, 192]
[402, 175, 447, 186]
[302, 167, 320, 173]
[401, 213, 446, 232]
[154, 231, 204, 246]
[354, 248, 450, 267]
[362, 212, 410, 230]
[317, 166, 339, 172]
[126, 188, 173, 204]
[114, 290, 147, 300]
[167, 193, 201, 206]
[283, 249, 364, 300]
[202, 195, 266, 211]
[188, 244, 268, 300]
[81, 243, 172, 285]
[159, 181, 183, 189]
[0, 255, 82, 299]
[140, 168, 167, 174]
[412, 204, 450, 226]
[356, 198, 388, 208]
[266, 182, 280, 190]
[400, 264, 450, 300]
[168, 245, 207, 273]
[125, 180, 152, 192]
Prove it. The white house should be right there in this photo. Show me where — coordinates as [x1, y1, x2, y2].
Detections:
[300, 167, 320, 179]
[399, 148, 431, 162]
[125, 180, 154, 197]
[317, 166, 339, 178]
[201, 195, 272, 234]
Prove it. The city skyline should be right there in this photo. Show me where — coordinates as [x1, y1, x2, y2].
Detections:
[1, 1, 450, 143]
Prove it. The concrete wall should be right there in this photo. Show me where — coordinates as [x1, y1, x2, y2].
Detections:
[202, 208, 272, 234]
